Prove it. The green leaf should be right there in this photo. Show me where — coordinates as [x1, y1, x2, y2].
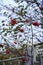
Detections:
[2, 20, 5, 23]
[18, 5, 24, 8]
[4, 33, 7, 36]
[2, 24, 5, 26]
[4, 39, 6, 41]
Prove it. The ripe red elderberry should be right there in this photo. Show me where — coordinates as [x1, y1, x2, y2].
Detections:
[19, 28, 24, 32]
[39, 6, 43, 10]
[14, 42, 17, 44]
[32, 22, 39, 26]
[11, 19, 17, 25]
[22, 58, 25, 62]
[6, 49, 10, 54]
[22, 57, 29, 62]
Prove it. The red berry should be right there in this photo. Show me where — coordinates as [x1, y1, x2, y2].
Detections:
[39, 6, 43, 10]
[11, 19, 17, 25]
[22, 58, 25, 62]
[25, 19, 30, 23]
[19, 28, 24, 32]
[6, 49, 10, 54]
[22, 57, 29, 62]
[32, 22, 39, 26]
[14, 42, 17, 44]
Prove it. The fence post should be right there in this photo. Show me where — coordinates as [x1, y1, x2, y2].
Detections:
[3, 62, 5, 65]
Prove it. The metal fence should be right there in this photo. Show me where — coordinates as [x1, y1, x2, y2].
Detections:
[0, 56, 25, 65]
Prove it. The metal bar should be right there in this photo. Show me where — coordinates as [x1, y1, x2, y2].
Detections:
[10, 62, 12, 65]
[0, 56, 25, 62]
[18, 61, 20, 65]
[31, 21, 34, 65]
